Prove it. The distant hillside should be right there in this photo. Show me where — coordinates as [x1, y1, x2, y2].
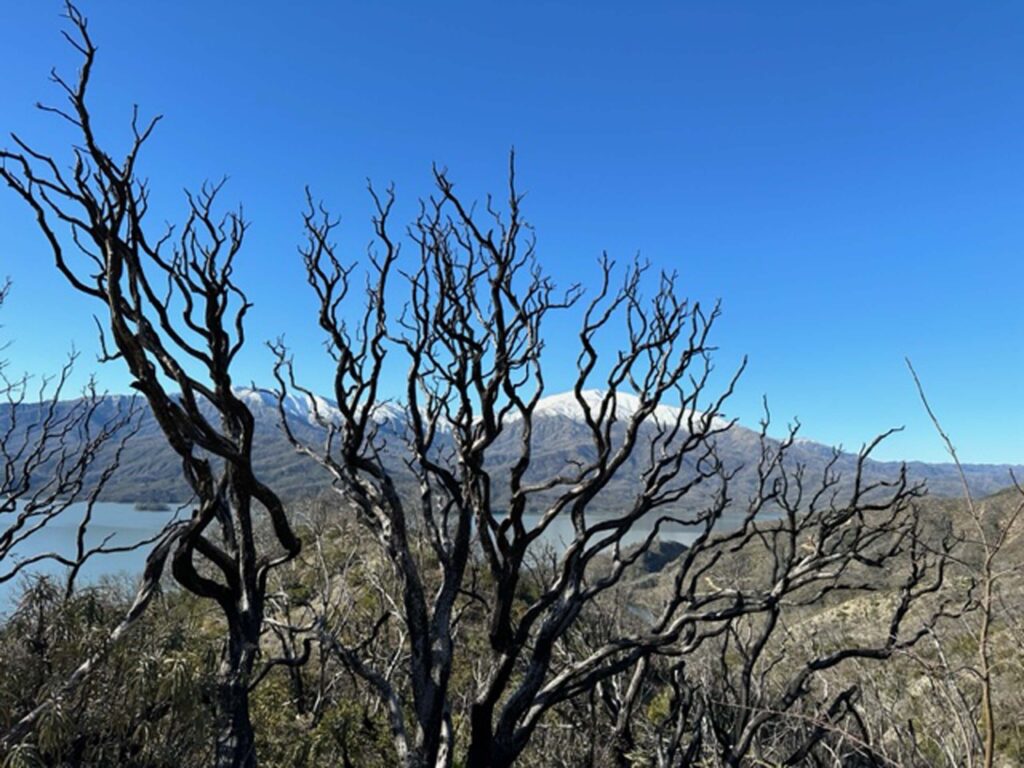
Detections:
[1, 388, 1020, 508]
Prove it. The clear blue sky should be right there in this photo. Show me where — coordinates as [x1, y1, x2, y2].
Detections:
[1, 2, 1021, 464]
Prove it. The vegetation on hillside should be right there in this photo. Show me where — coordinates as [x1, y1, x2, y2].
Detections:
[0, 486, 1020, 767]
[0, 5, 1020, 767]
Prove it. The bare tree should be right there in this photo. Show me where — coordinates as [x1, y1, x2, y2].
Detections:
[0, 7, 301, 766]
[906, 360, 1024, 768]
[0, 6, 957, 766]
[270, 161, 947, 768]
[1, 281, 136, 595]
[259, 500, 410, 765]
[0, 282, 190, 751]
[521, 415, 958, 767]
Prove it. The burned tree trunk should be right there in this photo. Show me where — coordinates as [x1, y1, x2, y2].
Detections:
[274, 159, 950, 767]
[215, 617, 260, 767]
[0, 6, 301, 765]
[1, 7, 957, 764]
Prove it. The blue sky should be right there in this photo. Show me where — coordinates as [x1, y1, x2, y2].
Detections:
[1, 2, 1022, 464]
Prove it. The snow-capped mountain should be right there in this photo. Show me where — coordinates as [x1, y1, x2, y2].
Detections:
[233, 387, 404, 428]
[235, 386, 724, 432]
[526, 389, 731, 431]
[2, 389, 1021, 506]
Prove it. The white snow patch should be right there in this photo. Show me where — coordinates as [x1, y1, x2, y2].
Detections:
[233, 387, 730, 432]
[529, 389, 730, 431]
[233, 388, 403, 427]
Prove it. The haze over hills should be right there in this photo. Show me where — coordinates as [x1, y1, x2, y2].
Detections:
[2, 388, 1020, 508]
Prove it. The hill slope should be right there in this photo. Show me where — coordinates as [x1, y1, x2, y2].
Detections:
[2, 388, 1019, 507]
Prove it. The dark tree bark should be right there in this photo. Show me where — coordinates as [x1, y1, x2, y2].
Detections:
[0, 6, 301, 765]
[1, 7, 958, 765]
[0, 282, 184, 752]
[271, 159, 950, 767]
[0, 281, 143, 592]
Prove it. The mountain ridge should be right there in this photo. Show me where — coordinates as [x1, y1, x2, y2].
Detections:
[2, 388, 1019, 506]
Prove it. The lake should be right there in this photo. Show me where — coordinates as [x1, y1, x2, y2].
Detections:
[0, 501, 755, 612]
[0, 501, 180, 612]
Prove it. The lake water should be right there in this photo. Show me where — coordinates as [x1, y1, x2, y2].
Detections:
[0, 502, 755, 612]
[0, 502, 180, 612]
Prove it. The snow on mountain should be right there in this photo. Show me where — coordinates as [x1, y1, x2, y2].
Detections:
[529, 389, 730, 431]
[234, 386, 727, 432]
[232, 388, 404, 427]
[6, 390, 1021, 504]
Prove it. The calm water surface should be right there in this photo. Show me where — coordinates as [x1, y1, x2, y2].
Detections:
[1, 502, 760, 611]
[0, 502, 179, 611]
